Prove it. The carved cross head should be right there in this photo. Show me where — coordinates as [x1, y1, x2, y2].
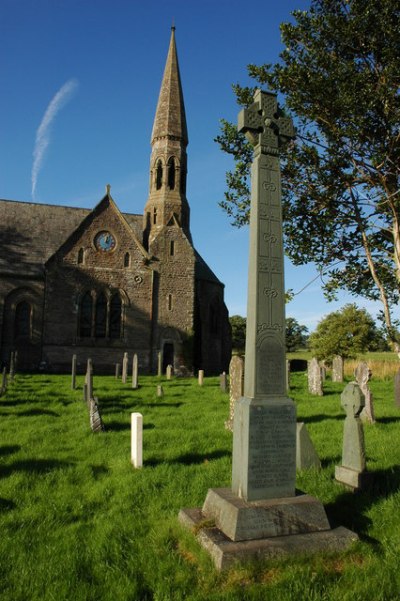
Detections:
[238, 89, 295, 153]
[341, 382, 365, 418]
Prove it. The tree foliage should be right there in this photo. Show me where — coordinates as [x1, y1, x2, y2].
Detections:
[309, 303, 388, 360]
[229, 315, 308, 352]
[216, 0, 400, 347]
[229, 315, 246, 351]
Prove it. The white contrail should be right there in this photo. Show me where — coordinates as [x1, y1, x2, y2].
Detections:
[31, 78, 78, 199]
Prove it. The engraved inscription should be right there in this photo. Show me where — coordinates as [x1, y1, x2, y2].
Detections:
[262, 181, 277, 192]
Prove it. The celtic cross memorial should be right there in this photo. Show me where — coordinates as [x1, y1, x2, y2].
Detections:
[231, 90, 297, 501]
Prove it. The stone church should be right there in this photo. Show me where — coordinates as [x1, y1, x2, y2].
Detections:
[0, 28, 231, 374]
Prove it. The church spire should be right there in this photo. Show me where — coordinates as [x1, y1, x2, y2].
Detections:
[144, 27, 191, 248]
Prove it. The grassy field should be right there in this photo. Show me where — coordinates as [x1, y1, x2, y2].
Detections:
[0, 366, 400, 600]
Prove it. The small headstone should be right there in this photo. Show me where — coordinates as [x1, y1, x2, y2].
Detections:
[320, 364, 326, 382]
[157, 351, 162, 377]
[308, 358, 323, 396]
[395, 368, 400, 408]
[83, 383, 88, 404]
[90, 397, 105, 433]
[122, 352, 128, 384]
[71, 354, 77, 390]
[198, 370, 204, 386]
[220, 372, 227, 393]
[354, 362, 375, 424]
[166, 364, 172, 380]
[131, 412, 143, 468]
[332, 355, 344, 383]
[225, 355, 244, 431]
[115, 363, 120, 379]
[335, 382, 368, 489]
[157, 385, 164, 398]
[132, 354, 139, 389]
[9, 352, 15, 381]
[296, 423, 321, 470]
[86, 360, 93, 404]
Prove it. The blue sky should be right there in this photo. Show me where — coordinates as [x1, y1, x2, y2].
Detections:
[0, 0, 384, 332]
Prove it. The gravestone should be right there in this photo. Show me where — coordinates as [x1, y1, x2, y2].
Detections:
[131, 412, 143, 468]
[89, 397, 105, 433]
[71, 354, 77, 390]
[122, 352, 128, 384]
[83, 384, 88, 404]
[132, 354, 139, 389]
[166, 364, 172, 380]
[395, 368, 400, 408]
[225, 355, 244, 432]
[296, 423, 321, 470]
[335, 382, 368, 489]
[9, 352, 15, 381]
[1, 366, 7, 396]
[320, 364, 326, 382]
[157, 351, 162, 377]
[220, 372, 227, 393]
[354, 362, 375, 424]
[86, 359, 93, 405]
[308, 358, 323, 396]
[332, 355, 344, 383]
[115, 363, 120, 379]
[198, 370, 204, 386]
[179, 90, 357, 569]
[157, 385, 164, 398]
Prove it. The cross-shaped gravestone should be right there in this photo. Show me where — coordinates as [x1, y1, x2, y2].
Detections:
[231, 90, 296, 501]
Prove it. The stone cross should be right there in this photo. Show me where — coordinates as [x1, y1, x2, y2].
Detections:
[354, 362, 375, 424]
[335, 382, 367, 489]
[71, 354, 77, 390]
[232, 90, 296, 501]
[132, 354, 139, 389]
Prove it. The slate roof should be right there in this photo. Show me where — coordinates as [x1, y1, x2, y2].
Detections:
[0, 198, 142, 277]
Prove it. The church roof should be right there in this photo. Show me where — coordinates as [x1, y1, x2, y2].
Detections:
[0, 198, 142, 277]
[194, 250, 223, 285]
[151, 27, 188, 146]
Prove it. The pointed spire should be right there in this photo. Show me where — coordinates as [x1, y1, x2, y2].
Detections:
[151, 27, 188, 146]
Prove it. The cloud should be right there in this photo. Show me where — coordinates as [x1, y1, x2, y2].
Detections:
[31, 79, 79, 199]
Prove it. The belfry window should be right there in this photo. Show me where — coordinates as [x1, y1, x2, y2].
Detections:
[167, 157, 176, 190]
[14, 301, 31, 339]
[153, 207, 158, 225]
[156, 160, 163, 190]
[124, 252, 130, 267]
[168, 294, 173, 311]
[169, 240, 175, 256]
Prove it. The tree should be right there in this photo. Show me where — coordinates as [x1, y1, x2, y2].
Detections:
[229, 314, 308, 352]
[229, 315, 246, 351]
[286, 317, 309, 352]
[216, 0, 400, 349]
[309, 303, 387, 360]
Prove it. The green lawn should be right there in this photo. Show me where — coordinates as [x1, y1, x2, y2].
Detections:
[0, 370, 399, 600]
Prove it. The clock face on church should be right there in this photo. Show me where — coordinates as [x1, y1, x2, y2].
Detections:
[94, 231, 116, 252]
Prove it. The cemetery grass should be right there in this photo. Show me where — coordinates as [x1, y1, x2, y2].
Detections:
[0, 373, 399, 600]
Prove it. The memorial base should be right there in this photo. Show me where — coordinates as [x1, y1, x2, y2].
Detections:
[335, 466, 372, 490]
[179, 488, 358, 571]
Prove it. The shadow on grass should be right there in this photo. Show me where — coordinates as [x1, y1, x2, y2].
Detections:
[0, 445, 21, 457]
[301, 414, 343, 424]
[0, 497, 16, 511]
[0, 458, 74, 479]
[146, 449, 231, 467]
[321, 456, 341, 468]
[105, 421, 155, 432]
[326, 464, 400, 547]
[377, 416, 400, 424]
[16, 408, 60, 417]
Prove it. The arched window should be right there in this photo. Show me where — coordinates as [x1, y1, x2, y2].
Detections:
[169, 240, 175, 256]
[153, 207, 158, 225]
[156, 160, 163, 190]
[77, 248, 84, 264]
[109, 293, 122, 339]
[167, 157, 176, 190]
[79, 292, 93, 338]
[124, 252, 130, 267]
[14, 301, 31, 339]
[95, 293, 107, 338]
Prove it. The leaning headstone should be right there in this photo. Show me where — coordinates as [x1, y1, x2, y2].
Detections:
[86, 360, 93, 404]
[115, 363, 120, 379]
[220, 372, 227, 393]
[122, 352, 128, 384]
[335, 382, 368, 489]
[296, 423, 321, 470]
[71, 354, 77, 390]
[131, 412, 143, 468]
[157, 385, 164, 398]
[198, 370, 204, 386]
[83, 383, 88, 404]
[179, 90, 357, 570]
[354, 362, 375, 424]
[89, 397, 105, 433]
[132, 354, 139, 389]
[157, 351, 162, 377]
[308, 358, 323, 396]
[395, 368, 400, 408]
[225, 355, 244, 432]
[166, 364, 172, 380]
[9, 352, 15, 381]
[332, 355, 344, 383]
